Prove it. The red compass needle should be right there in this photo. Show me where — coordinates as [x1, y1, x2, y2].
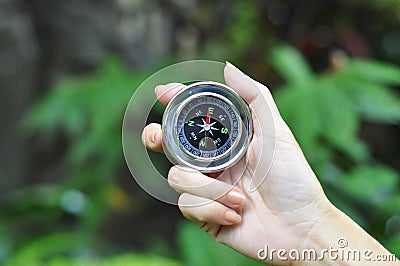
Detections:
[206, 108, 210, 124]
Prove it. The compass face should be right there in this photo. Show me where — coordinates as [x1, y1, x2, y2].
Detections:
[177, 95, 239, 159]
[162, 81, 252, 172]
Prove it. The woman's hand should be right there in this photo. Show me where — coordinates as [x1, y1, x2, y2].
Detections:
[142, 62, 398, 265]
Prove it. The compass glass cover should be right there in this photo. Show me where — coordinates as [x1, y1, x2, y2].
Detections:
[162, 81, 252, 172]
[177, 95, 239, 159]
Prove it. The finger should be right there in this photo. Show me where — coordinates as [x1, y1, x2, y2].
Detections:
[168, 166, 246, 208]
[178, 193, 241, 225]
[155, 83, 185, 106]
[141, 123, 163, 152]
[224, 61, 282, 121]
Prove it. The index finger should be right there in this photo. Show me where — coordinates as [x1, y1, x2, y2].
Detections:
[224, 61, 282, 121]
[155, 83, 185, 106]
[156, 63, 282, 121]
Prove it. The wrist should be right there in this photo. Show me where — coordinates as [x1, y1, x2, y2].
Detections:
[291, 198, 336, 265]
[295, 201, 398, 265]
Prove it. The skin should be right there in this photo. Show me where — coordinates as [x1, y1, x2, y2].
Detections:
[142, 62, 399, 265]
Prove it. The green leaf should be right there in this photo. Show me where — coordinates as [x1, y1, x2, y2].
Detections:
[271, 46, 314, 85]
[46, 254, 182, 266]
[325, 187, 367, 227]
[386, 235, 400, 258]
[341, 166, 399, 204]
[379, 195, 400, 216]
[101, 253, 182, 266]
[343, 59, 400, 85]
[274, 85, 322, 157]
[227, 1, 260, 55]
[317, 81, 367, 161]
[337, 76, 400, 123]
[178, 222, 262, 266]
[7, 233, 86, 266]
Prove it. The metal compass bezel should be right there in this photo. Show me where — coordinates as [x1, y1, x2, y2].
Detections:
[162, 81, 252, 173]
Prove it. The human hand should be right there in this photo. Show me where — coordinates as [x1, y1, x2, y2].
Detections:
[142, 62, 398, 265]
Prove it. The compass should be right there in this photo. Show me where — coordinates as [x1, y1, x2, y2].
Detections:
[162, 81, 252, 173]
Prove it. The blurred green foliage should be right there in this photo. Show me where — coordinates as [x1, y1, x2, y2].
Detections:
[273, 46, 400, 163]
[179, 222, 261, 266]
[4, 0, 400, 261]
[272, 46, 400, 251]
[10, 230, 182, 266]
[0, 0, 399, 264]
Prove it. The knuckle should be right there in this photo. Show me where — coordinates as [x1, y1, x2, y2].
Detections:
[214, 236, 224, 244]
[195, 209, 207, 222]
[178, 194, 207, 222]
[198, 222, 207, 230]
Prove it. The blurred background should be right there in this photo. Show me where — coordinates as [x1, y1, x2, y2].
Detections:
[1, 0, 400, 265]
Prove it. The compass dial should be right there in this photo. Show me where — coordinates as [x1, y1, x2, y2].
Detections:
[162, 82, 252, 172]
[177, 95, 239, 159]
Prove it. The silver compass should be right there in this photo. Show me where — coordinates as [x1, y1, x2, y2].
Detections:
[162, 81, 252, 173]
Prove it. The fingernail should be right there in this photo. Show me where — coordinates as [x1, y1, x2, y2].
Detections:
[227, 190, 246, 206]
[225, 210, 241, 224]
[155, 85, 168, 95]
[226, 61, 243, 74]
[226, 61, 234, 67]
